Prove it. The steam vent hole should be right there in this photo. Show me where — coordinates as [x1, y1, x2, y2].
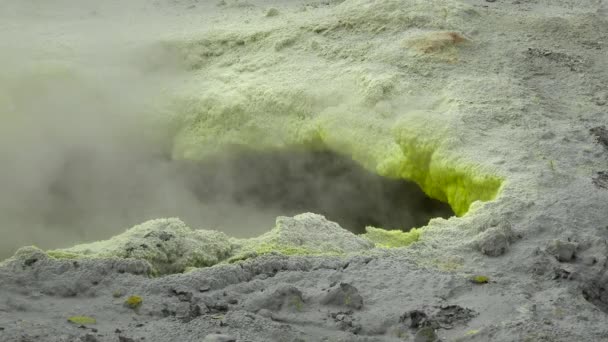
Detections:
[177, 149, 455, 234]
[3, 148, 454, 256]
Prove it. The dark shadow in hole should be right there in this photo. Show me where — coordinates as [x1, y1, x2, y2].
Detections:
[582, 268, 608, 315]
[176, 149, 454, 234]
[5, 147, 453, 259]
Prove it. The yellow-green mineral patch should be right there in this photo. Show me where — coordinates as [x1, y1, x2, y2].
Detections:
[471, 275, 490, 284]
[363, 227, 421, 248]
[384, 115, 503, 217]
[46, 250, 81, 260]
[230, 213, 375, 262]
[125, 296, 143, 309]
[67, 316, 96, 325]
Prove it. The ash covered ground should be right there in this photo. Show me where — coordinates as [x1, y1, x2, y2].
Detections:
[1, 0, 608, 341]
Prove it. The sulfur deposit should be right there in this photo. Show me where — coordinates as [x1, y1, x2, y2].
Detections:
[1, 0, 608, 341]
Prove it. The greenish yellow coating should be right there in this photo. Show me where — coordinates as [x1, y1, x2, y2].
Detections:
[363, 227, 421, 248]
[253, 242, 342, 257]
[47, 250, 81, 260]
[322, 121, 503, 217]
[290, 296, 304, 311]
[67, 316, 96, 325]
[385, 119, 503, 216]
[321, 117, 502, 217]
[125, 295, 143, 309]
[471, 275, 489, 284]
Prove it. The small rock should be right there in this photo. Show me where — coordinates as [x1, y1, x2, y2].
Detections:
[593, 171, 608, 189]
[553, 267, 573, 280]
[582, 255, 598, 266]
[547, 240, 577, 262]
[246, 285, 304, 312]
[175, 303, 191, 319]
[177, 303, 205, 322]
[432, 305, 477, 329]
[199, 286, 211, 293]
[414, 327, 440, 342]
[208, 301, 229, 313]
[540, 131, 555, 140]
[331, 311, 361, 333]
[118, 336, 136, 342]
[400, 310, 430, 329]
[178, 292, 193, 301]
[321, 283, 363, 310]
[401, 306, 476, 333]
[475, 223, 516, 257]
[257, 309, 273, 318]
[162, 301, 208, 320]
[203, 334, 236, 342]
[593, 92, 608, 106]
[80, 334, 99, 342]
[590, 126, 608, 148]
[171, 287, 193, 302]
[265, 8, 279, 17]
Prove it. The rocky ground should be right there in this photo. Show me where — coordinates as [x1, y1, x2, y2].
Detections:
[1, 0, 608, 341]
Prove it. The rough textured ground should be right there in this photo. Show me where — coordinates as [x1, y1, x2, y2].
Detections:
[1, 0, 608, 341]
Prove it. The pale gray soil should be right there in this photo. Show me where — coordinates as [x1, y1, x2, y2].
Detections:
[1, 0, 608, 341]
